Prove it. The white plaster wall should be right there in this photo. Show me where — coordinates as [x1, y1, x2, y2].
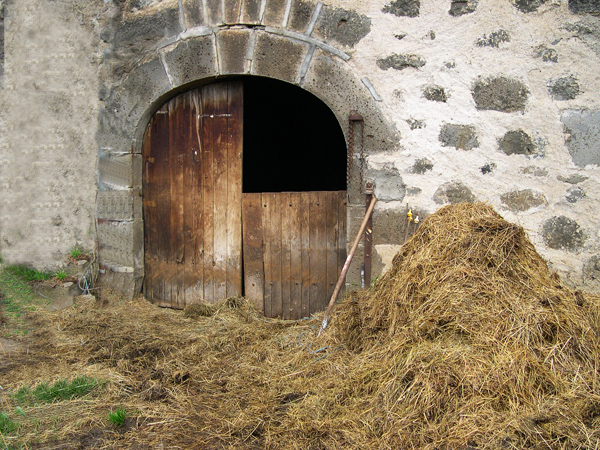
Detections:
[0, 0, 101, 270]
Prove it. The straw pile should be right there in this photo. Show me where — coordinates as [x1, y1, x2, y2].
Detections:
[2, 203, 598, 449]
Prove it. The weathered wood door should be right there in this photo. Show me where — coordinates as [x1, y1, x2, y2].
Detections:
[142, 81, 243, 308]
[242, 191, 347, 319]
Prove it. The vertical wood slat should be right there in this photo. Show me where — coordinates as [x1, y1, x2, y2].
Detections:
[212, 85, 229, 300]
[262, 194, 273, 318]
[289, 192, 302, 319]
[226, 81, 243, 297]
[152, 104, 171, 307]
[281, 192, 292, 319]
[270, 193, 283, 318]
[326, 190, 339, 301]
[337, 191, 348, 288]
[300, 193, 310, 319]
[309, 192, 324, 315]
[242, 194, 264, 313]
[202, 84, 216, 302]
[169, 95, 185, 309]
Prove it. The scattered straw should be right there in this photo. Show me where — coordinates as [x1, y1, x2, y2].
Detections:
[1, 203, 598, 449]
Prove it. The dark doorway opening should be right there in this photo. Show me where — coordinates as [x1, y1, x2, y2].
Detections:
[243, 77, 347, 193]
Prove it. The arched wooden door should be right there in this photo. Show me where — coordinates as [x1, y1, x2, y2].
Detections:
[142, 81, 243, 308]
[142, 79, 347, 317]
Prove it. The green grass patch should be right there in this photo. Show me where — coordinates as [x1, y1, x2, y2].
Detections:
[13, 376, 102, 406]
[108, 406, 127, 428]
[4, 266, 52, 282]
[0, 412, 18, 435]
[69, 246, 84, 259]
[54, 269, 68, 281]
[0, 266, 49, 336]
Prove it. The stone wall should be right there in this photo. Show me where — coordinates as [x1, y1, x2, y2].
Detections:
[0, 0, 599, 295]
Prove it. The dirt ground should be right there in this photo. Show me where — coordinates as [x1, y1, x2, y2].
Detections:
[0, 290, 339, 449]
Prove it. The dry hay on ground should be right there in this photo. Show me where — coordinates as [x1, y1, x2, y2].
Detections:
[2, 203, 599, 449]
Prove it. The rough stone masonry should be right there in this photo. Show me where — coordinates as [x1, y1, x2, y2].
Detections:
[0, 0, 599, 297]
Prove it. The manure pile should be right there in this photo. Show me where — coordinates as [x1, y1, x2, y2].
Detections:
[326, 202, 600, 449]
[3, 203, 599, 449]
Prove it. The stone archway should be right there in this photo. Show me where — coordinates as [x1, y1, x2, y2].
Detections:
[95, 0, 398, 298]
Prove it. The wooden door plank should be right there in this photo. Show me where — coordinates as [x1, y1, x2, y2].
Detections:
[142, 117, 156, 302]
[315, 192, 329, 314]
[169, 95, 186, 309]
[308, 192, 319, 315]
[337, 191, 347, 293]
[280, 192, 292, 319]
[242, 193, 264, 313]
[289, 192, 302, 319]
[212, 84, 229, 301]
[181, 91, 199, 305]
[262, 193, 272, 318]
[269, 192, 283, 318]
[153, 104, 172, 306]
[325, 191, 339, 301]
[300, 192, 311, 319]
[191, 88, 205, 303]
[226, 81, 243, 298]
[201, 84, 216, 302]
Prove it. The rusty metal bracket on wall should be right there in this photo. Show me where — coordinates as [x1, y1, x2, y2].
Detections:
[348, 111, 365, 196]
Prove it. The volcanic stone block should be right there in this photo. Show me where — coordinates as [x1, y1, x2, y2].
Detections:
[288, 0, 314, 32]
[476, 29, 510, 47]
[498, 130, 536, 156]
[439, 124, 479, 150]
[583, 254, 600, 281]
[449, 0, 478, 16]
[377, 54, 426, 70]
[542, 216, 586, 251]
[217, 29, 251, 74]
[433, 182, 476, 204]
[480, 163, 496, 174]
[182, 0, 204, 28]
[382, 0, 420, 17]
[240, 0, 262, 23]
[533, 45, 558, 63]
[514, 0, 548, 13]
[548, 76, 580, 101]
[102, 56, 172, 146]
[163, 36, 217, 85]
[315, 6, 371, 47]
[97, 219, 143, 268]
[472, 77, 529, 112]
[500, 189, 547, 212]
[410, 158, 433, 174]
[423, 85, 447, 102]
[522, 165, 548, 176]
[113, 7, 182, 52]
[262, 0, 287, 26]
[565, 186, 585, 203]
[97, 189, 138, 221]
[369, 166, 406, 202]
[561, 110, 600, 167]
[569, 0, 600, 14]
[252, 33, 306, 83]
[557, 174, 588, 184]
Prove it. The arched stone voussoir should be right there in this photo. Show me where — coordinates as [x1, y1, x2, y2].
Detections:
[162, 34, 219, 86]
[251, 32, 309, 83]
[302, 48, 400, 155]
[102, 56, 173, 154]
